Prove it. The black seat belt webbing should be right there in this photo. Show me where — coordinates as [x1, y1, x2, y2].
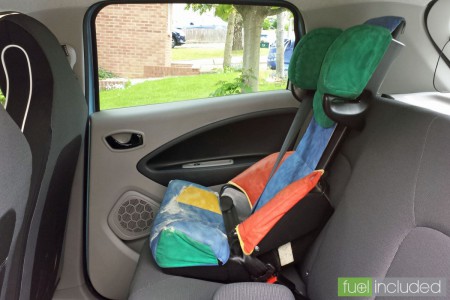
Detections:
[316, 124, 347, 171]
[268, 95, 314, 180]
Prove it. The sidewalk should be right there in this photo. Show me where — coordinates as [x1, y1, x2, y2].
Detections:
[175, 56, 268, 73]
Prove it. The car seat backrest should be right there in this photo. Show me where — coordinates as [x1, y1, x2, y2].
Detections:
[0, 107, 31, 299]
[301, 26, 450, 300]
[365, 16, 406, 39]
[0, 12, 87, 300]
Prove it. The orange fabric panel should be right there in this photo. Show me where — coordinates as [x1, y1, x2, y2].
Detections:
[228, 151, 294, 207]
[236, 170, 324, 255]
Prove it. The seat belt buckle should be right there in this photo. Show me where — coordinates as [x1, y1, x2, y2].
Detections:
[251, 263, 276, 282]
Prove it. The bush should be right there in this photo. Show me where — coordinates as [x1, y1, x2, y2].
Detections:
[210, 70, 254, 97]
[0, 91, 5, 106]
[98, 67, 117, 80]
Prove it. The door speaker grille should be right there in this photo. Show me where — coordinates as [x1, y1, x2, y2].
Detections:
[108, 191, 160, 240]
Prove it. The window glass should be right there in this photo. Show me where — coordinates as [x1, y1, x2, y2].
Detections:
[95, 3, 296, 110]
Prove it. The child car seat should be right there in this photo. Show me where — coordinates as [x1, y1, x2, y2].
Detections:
[149, 24, 393, 283]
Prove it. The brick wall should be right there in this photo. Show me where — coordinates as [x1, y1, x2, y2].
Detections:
[96, 4, 171, 78]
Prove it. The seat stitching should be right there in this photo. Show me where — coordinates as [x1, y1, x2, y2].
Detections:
[411, 116, 438, 227]
[415, 226, 450, 239]
[373, 229, 412, 300]
[376, 116, 438, 297]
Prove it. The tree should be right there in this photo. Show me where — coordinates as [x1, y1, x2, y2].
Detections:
[275, 12, 285, 78]
[232, 14, 243, 51]
[186, 4, 235, 69]
[234, 5, 285, 92]
[186, 4, 286, 92]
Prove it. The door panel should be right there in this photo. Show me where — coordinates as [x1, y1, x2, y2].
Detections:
[88, 90, 299, 299]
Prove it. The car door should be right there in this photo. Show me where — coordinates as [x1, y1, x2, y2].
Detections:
[86, 2, 301, 299]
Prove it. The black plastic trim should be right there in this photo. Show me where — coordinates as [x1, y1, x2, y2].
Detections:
[323, 91, 372, 130]
[137, 108, 297, 186]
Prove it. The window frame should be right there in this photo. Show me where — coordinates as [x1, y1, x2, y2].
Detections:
[84, 0, 304, 113]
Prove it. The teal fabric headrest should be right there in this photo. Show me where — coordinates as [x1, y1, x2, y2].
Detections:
[314, 24, 392, 128]
[288, 28, 343, 90]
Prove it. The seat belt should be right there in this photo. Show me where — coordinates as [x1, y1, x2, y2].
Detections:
[247, 93, 314, 213]
[268, 94, 313, 180]
[220, 91, 313, 225]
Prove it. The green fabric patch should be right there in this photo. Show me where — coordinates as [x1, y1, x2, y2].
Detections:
[288, 28, 343, 90]
[155, 228, 218, 268]
[314, 24, 392, 128]
[312, 90, 334, 129]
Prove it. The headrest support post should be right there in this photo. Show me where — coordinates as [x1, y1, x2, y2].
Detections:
[323, 90, 372, 130]
[290, 83, 314, 102]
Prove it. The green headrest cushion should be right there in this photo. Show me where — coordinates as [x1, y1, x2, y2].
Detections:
[288, 28, 343, 90]
[314, 24, 392, 128]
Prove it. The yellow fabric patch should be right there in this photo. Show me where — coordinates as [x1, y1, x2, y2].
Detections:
[176, 186, 221, 215]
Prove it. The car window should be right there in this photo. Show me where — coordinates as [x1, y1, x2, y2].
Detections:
[94, 3, 297, 110]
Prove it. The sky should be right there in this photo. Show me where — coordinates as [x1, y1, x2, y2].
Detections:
[172, 3, 227, 28]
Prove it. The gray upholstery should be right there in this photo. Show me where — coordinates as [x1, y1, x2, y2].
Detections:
[129, 242, 297, 300]
[302, 97, 450, 299]
[0, 12, 87, 299]
[128, 97, 450, 300]
[213, 283, 295, 300]
[0, 107, 31, 299]
[128, 241, 223, 300]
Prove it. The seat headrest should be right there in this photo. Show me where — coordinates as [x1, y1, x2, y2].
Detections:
[0, 12, 53, 133]
[288, 28, 342, 100]
[313, 24, 392, 128]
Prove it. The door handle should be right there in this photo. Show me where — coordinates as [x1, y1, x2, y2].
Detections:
[105, 132, 143, 150]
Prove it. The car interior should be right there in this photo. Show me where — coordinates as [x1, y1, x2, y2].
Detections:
[0, 0, 449, 300]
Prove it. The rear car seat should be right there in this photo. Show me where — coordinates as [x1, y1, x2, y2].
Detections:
[130, 76, 450, 298]
[301, 90, 450, 299]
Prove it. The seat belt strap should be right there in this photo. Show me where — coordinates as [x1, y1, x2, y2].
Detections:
[316, 123, 347, 170]
[268, 95, 313, 180]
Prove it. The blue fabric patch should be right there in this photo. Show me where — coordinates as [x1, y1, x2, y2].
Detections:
[253, 118, 335, 211]
[150, 180, 230, 265]
[365, 16, 405, 34]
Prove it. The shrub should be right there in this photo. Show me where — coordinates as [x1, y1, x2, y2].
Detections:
[0, 91, 5, 106]
[210, 70, 254, 97]
[98, 67, 117, 80]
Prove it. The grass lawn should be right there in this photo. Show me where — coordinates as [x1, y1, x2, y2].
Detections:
[100, 71, 287, 110]
[172, 47, 269, 61]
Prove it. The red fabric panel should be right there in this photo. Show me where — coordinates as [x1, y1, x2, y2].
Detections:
[236, 170, 324, 255]
[229, 151, 294, 207]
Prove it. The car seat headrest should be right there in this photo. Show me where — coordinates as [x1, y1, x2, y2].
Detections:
[365, 16, 406, 39]
[288, 28, 343, 101]
[313, 24, 392, 128]
[0, 12, 53, 133]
